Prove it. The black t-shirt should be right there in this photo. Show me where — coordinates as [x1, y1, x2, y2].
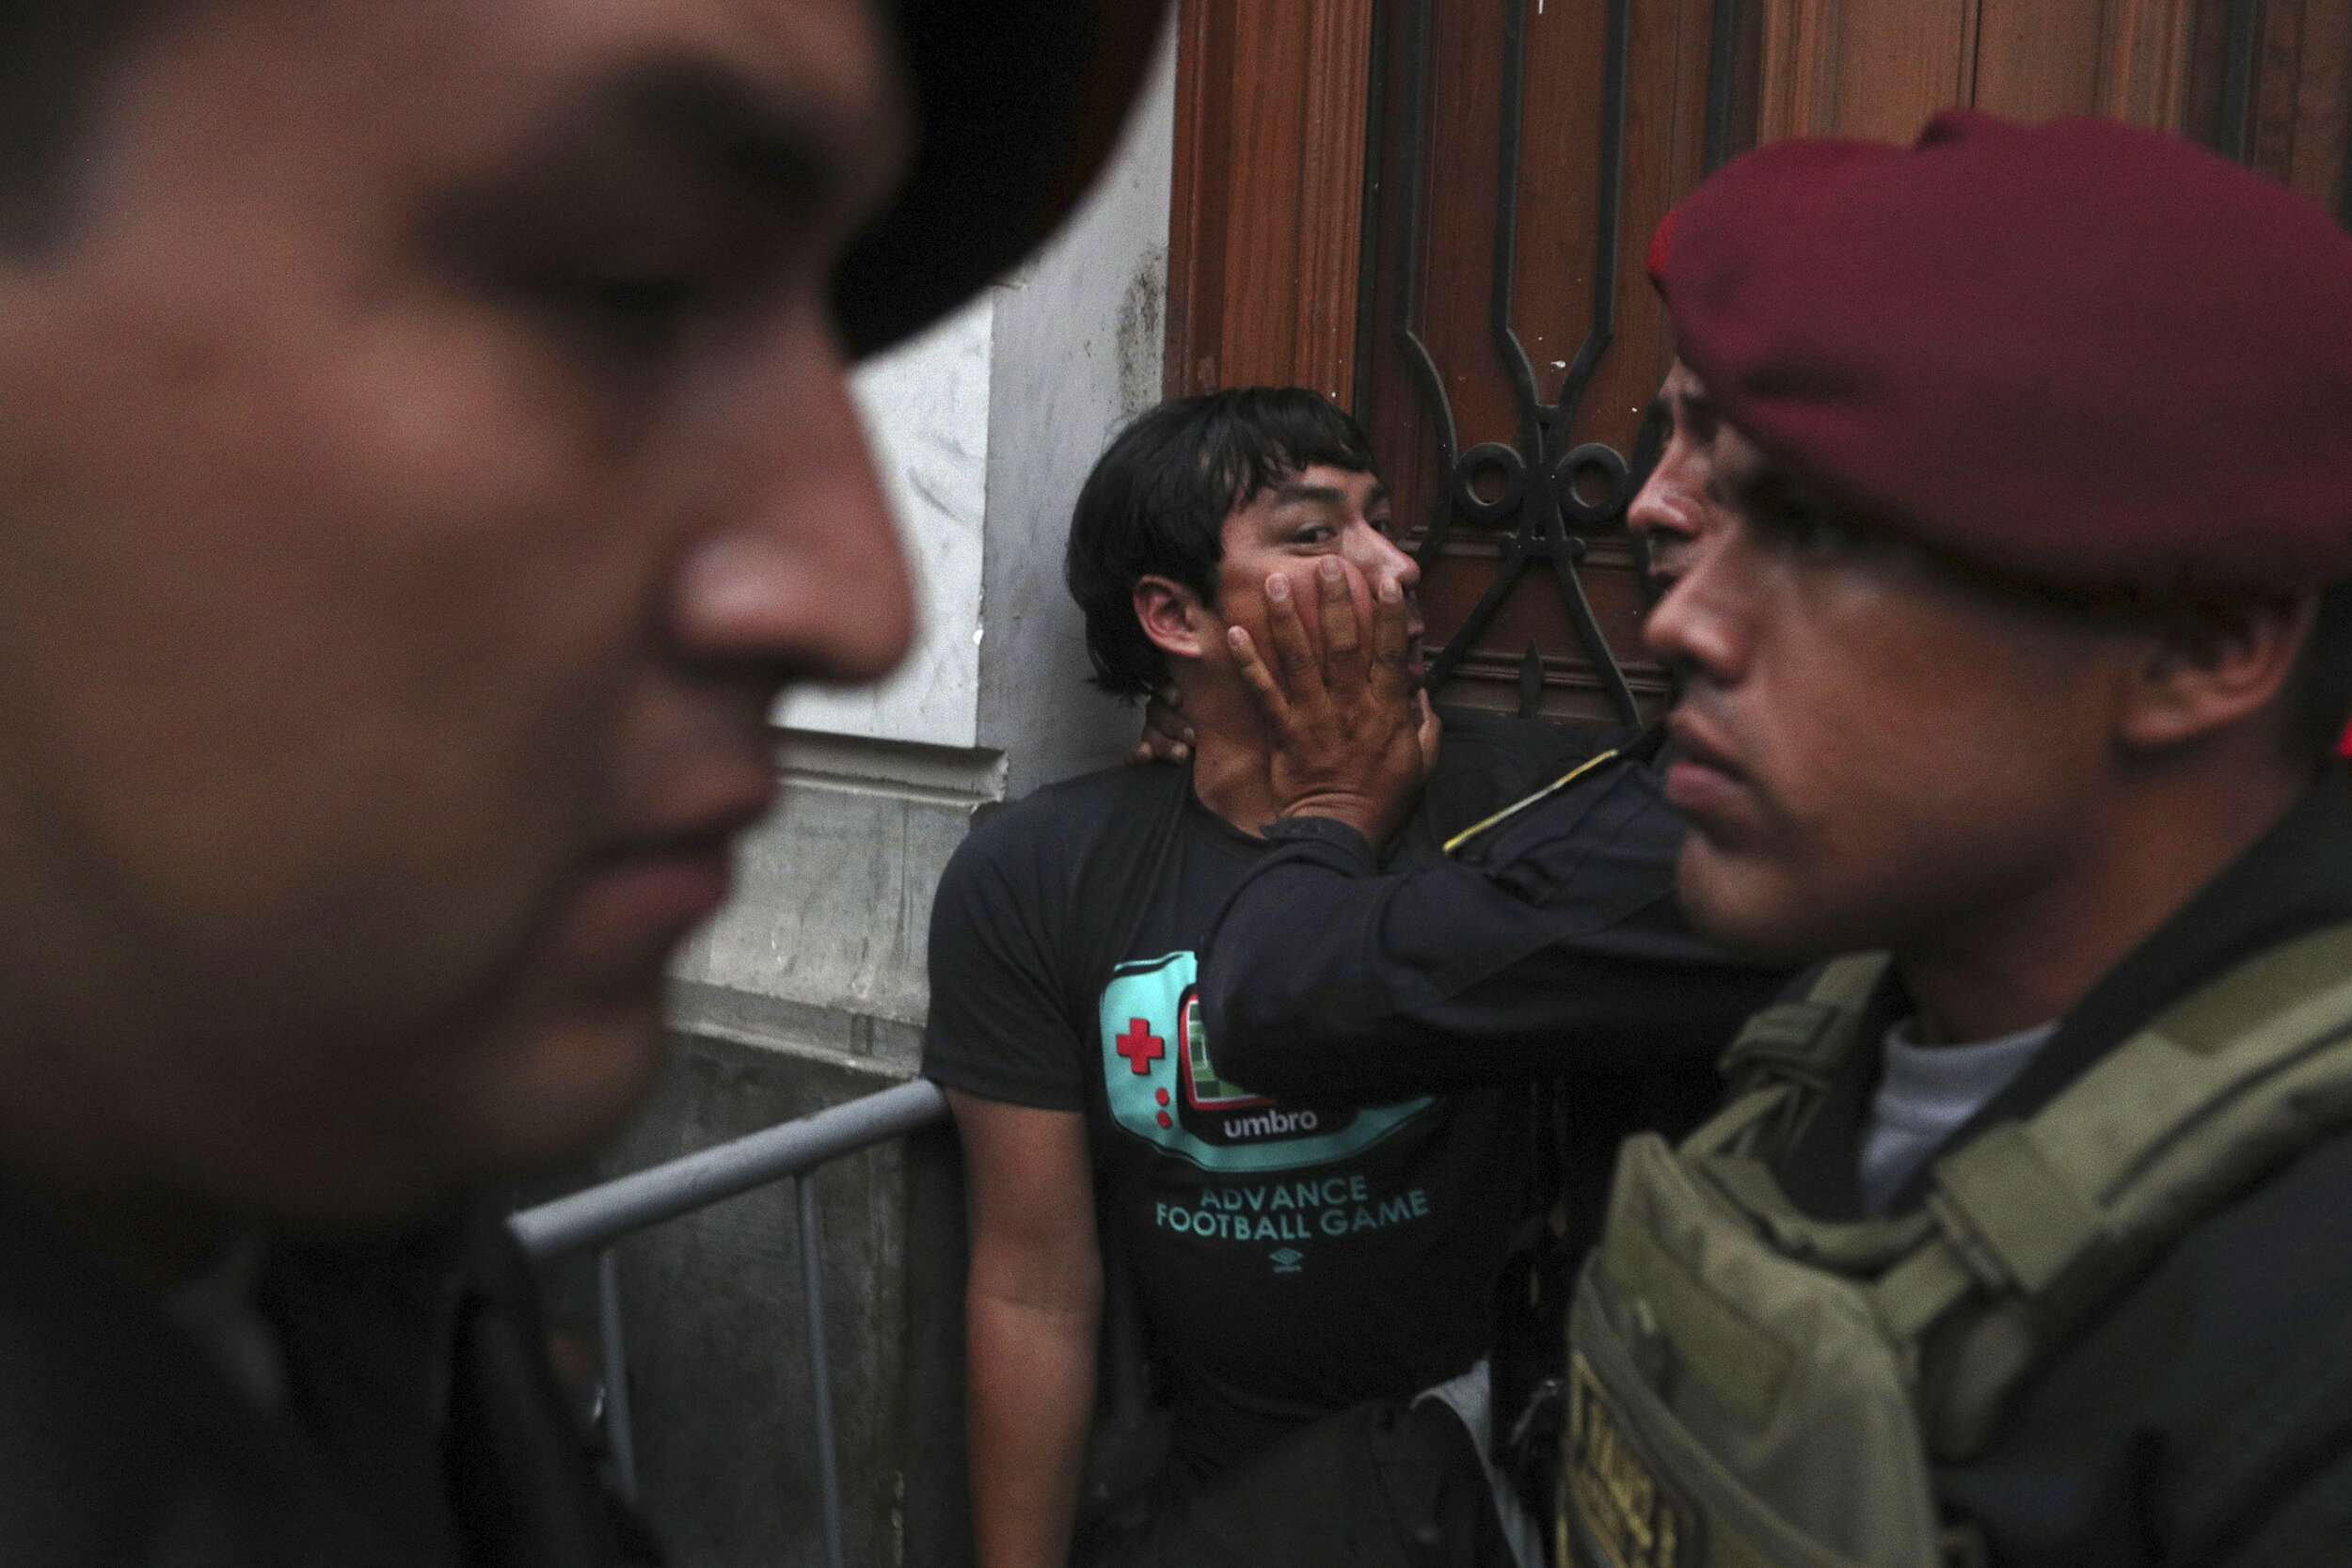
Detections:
[925, 713, 1590, 1480]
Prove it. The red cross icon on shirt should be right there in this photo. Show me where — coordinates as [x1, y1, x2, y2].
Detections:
[1114, 1018, 1165, 1075]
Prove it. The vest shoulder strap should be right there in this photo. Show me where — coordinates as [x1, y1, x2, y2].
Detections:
[1690, 952, 1891, 1164]
[1717, 953, 1889, 1090]
[1887, 917, 2352, 1457]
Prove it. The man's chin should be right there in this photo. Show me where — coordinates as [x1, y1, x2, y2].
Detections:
[226, 1004, 673, 1230]
[448, 1003, 672, 1177]
[1676, 841, 1838, 967]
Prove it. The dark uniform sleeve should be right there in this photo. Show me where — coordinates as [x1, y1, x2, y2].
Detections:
[1197, 749, 1789, 1104]
[921, 793, 1089, 1112]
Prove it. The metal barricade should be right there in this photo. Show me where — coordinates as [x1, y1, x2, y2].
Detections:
[510, 1078, 951, 1568]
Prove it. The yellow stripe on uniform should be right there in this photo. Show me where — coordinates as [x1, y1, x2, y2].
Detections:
[1441, 749, 1621, 857]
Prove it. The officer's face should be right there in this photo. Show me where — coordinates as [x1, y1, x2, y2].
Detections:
[1627, 359, 1734, 595]
[0, 0, 914, 1221]
[1644, 424, 2141, 968]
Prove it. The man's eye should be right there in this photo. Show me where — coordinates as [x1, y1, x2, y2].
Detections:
[1755, 509, 1824, 553]
[1755, 497, 1877, 561]
[525, 268, 713, 358]
[1295, 525, 1337, 546]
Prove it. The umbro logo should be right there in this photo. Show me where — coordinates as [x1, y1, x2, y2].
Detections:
[1270, 1247, 1304, 1274]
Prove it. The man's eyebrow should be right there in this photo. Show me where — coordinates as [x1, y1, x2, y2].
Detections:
[1271, 482, 1347, 507]
[1271, 480, 1389, 509]
[636, 61, 858, 212]
[569, 57, 897, 225]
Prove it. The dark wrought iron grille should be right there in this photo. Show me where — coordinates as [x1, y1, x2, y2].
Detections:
[1376, 0, 1743, 726]
[2208, 0, 2352, 233]
[1371, 0, 2346, 727]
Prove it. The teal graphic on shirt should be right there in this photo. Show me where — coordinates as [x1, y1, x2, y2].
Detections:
[1099, 951, 1431, 1171]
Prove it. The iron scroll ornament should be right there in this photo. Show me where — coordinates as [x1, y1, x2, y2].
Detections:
[1378, 0, 1740, 724]
[1375, 0, 2328, 726]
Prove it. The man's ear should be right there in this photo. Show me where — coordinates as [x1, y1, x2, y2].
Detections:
[2117, 593, 2317, 752]
[1134, 575, 1212, 662]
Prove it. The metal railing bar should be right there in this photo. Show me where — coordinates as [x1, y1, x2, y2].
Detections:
[799, 1177, 849, 1568]
[596, 1246, 640, 1499]
[511, 1078, 948, 1259]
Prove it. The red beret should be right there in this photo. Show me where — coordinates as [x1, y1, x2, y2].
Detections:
[1651, 109, 2352, 593]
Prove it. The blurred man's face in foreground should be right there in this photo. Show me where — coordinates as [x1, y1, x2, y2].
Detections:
[0, 0, 916, 1225]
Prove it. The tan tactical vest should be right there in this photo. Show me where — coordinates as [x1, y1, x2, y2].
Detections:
[1560, 920, 2352, 1568]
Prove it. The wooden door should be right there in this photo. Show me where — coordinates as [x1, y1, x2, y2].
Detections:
[1355, 0, 1727, 725]
[1168, 0, 2352, 726]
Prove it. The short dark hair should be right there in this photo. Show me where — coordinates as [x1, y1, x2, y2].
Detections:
[2279, 582, 2352, 770]
[1065, 388, 1376, 700]
[0, 3, 167, 249]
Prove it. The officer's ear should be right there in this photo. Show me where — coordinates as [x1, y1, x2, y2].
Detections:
[2116, 592, 2315, 753]
[1134, 575, 1215, 662]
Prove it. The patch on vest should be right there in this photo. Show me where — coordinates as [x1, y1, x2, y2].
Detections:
[1097, 951, 1430, 1172]
[1566, 1350, 1700, 1568]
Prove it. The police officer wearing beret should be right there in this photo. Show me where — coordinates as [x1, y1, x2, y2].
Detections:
[0, 2, 1160, 1562]
[1198, 110, 2352, 1566]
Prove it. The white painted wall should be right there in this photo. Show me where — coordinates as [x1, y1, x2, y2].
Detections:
[776, 29, 1175, 780]
[776, 295, 994, 749]
[672, 26, 1176, 1062]
[980, 43, 1175, 798]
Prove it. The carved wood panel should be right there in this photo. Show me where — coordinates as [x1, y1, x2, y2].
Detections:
[2227, 0, 2352, 218]
[1169, 0, 2352, 726]
[1166, 0, 1377, 401]
[1355, 0, 1729, 725]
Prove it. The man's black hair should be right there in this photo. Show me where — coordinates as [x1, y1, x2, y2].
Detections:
[0, 3, 167, 250]
[1066, 387, 1376, 700]
[2280, 582, 2352, 771]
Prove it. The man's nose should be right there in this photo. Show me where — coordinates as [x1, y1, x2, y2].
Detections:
[1641, 530, 1744, 685]
[1358, 526, 1422, 597]
[670, 333, 914, 687]
[1627, 456, 1695, 546]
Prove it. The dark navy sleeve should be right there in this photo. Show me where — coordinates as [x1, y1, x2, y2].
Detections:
[1198, 752, 1791, 1103]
